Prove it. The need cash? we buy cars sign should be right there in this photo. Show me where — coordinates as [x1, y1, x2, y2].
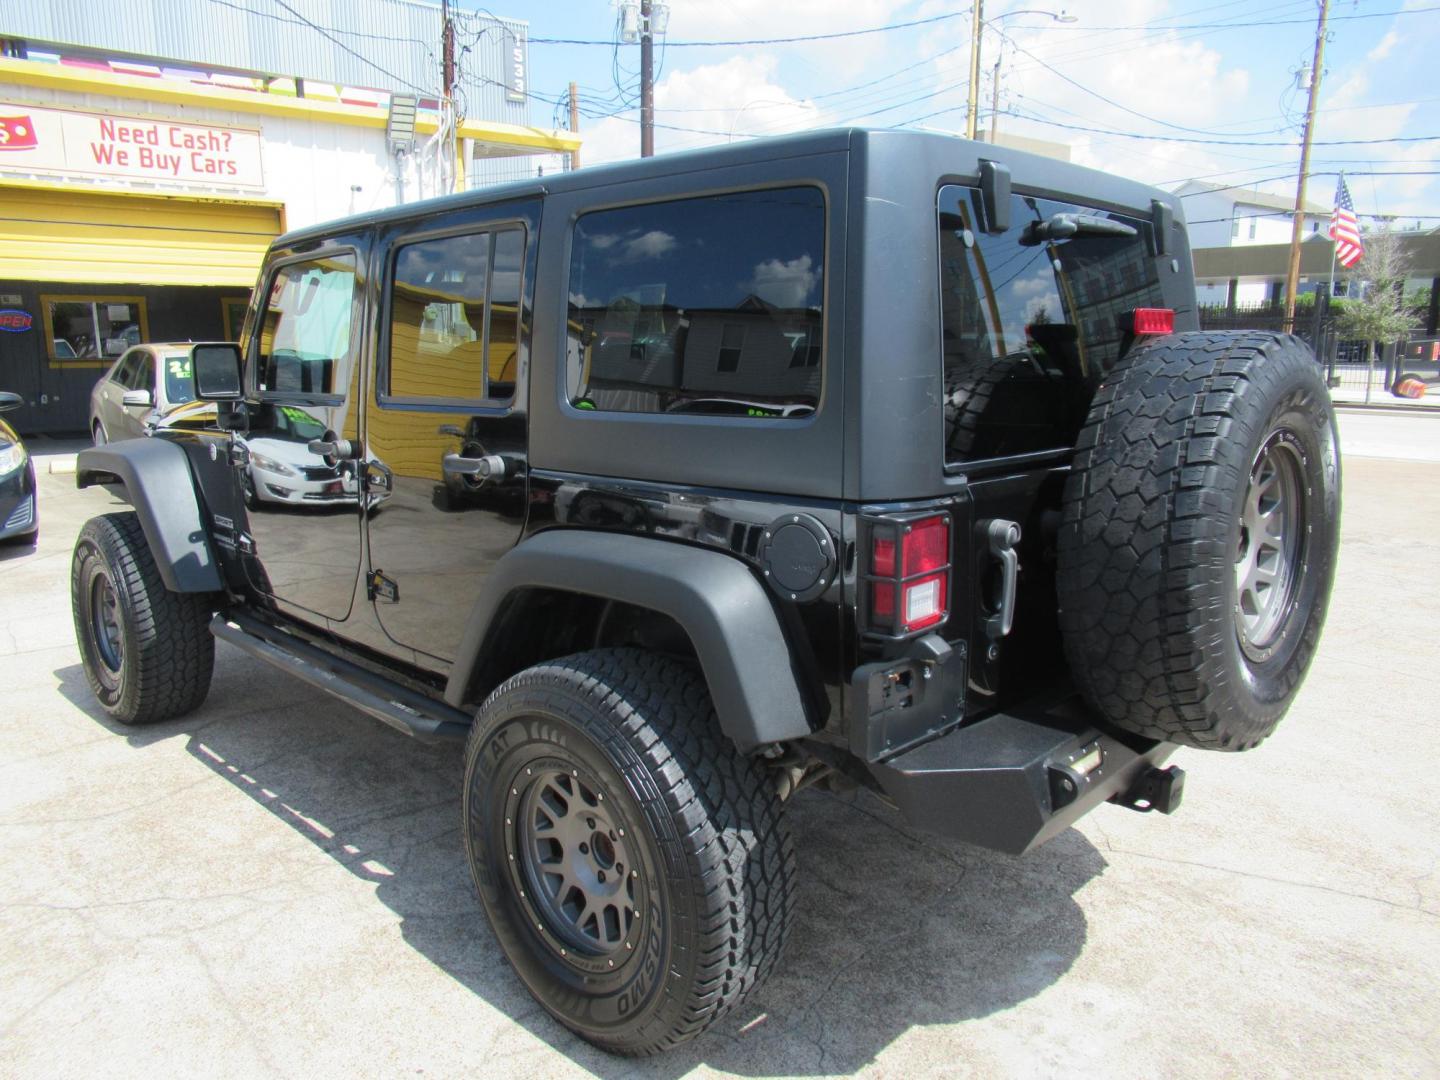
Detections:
[0, 102, 264, 190]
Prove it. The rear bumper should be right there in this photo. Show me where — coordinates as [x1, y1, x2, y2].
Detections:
[869, 707, 1180, 855]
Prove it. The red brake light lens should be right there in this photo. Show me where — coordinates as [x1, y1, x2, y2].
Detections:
[873, 538, 896, 576]
[1133, 308, 1174, 335]
[902, 516, 949, 576]
[867, 513, 951, 635]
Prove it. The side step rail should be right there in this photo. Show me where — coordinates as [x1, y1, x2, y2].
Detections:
[209, 614, 471, 744]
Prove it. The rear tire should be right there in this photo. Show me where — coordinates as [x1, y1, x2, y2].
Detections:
[462, 648, 796, 1055]
[1057, 332, 1340, 751]
[71, 512, 216, 724]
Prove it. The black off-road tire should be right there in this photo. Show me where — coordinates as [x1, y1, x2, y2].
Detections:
[1057, 332, 1340, 751]
[71, 512, 216, 724]
[462, 648, 796, 1055]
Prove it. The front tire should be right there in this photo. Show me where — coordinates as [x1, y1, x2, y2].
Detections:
[71, 512, 216, 724]
[462, 648, 796, 1055]
[92, 421, 107, 446]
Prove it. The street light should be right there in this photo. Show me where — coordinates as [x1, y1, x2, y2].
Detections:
[965, 7, 1076, 141]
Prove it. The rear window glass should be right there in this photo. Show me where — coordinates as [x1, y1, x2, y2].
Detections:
[938, 186, 1165, 463]
[565, 186, 825, 419]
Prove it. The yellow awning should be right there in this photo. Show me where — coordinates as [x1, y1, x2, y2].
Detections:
[0, 180, 281, 287]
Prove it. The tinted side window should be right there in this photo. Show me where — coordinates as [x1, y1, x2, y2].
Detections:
[130, 351, 155, 393]
[938, 186, 1165, 463]
[256, 254, 357, 397]
[387, 227, 523, 404]
[110, 350, 139, 386]
[566, 186, 825, 419]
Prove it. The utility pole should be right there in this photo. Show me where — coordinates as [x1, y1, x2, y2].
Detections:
[1284, 0, 1329, 322]
[441, 0, 459, 192]
[965, 0, 984, 140]
[640, 0, 654, 157]
[988, 55, 1002, 142]
[569, 81, 581, 170]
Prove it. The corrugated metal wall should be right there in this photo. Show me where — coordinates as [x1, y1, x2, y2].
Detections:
[2, 0, 531, 125]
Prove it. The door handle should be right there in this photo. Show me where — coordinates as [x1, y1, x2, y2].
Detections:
[307, 437, 355, 458]
[983, 519, 1021, 639]
[364, 459, 393, 493]
[441, 452, 507, 482]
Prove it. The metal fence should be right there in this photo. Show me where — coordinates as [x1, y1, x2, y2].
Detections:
[1197, 300, 1439, 407]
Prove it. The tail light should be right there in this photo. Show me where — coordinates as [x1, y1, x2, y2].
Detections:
[865, 512, 951, 636]
[1132, 307, 1174, 335]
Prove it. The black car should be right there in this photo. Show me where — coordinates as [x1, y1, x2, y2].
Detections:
[68, 129, 1341, 1056]
[0, 392, 37, 545]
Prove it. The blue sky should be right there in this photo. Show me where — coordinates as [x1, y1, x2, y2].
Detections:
[467, 0, 1438, 220]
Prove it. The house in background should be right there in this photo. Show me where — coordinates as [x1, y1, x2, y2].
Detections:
[1174, 181, 1333, 306]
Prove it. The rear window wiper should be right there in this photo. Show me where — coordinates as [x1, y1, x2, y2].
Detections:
[1020, 213, 1138, 246]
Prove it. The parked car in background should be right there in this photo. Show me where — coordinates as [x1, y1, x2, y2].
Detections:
[89, 343, 198, 444]
[0, 392, 38, 546]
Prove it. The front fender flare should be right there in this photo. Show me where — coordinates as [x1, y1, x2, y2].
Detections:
[445, 530, 813, 753]
[76, 439, 222, 593]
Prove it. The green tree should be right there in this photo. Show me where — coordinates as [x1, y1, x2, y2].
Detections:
[1334, 225, 1422, 368]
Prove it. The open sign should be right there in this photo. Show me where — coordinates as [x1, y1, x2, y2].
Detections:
[0, 309, 33, 332]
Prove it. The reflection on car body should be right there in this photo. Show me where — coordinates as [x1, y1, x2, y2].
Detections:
[151, 399, 390, 513]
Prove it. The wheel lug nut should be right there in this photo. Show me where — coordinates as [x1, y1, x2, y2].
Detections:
[587, 817, 596, 829]
[598, 871, 606, 883]
[609, 830, 617, 841]
[580, 842, 589, 854]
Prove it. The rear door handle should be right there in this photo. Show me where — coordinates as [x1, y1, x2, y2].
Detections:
[983, 519, 1021, 638]
[441, 452, 507, 482]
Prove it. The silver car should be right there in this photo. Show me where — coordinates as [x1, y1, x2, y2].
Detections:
[89, 343, 198, 444]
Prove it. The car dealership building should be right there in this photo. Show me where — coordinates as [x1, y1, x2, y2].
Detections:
[0, 0, 578, 434]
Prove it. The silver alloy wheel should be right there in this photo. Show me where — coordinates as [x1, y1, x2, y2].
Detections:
[515, 767, 639, 956]
[1234, 433, 1305, 655]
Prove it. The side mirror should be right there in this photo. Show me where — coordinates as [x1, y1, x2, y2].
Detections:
[121, 388, 154, 408]
[192, 343, 243, 400]
[0, 391, 21, 414]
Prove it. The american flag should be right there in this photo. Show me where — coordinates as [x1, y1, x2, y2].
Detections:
[1330, 176, 1364, 268]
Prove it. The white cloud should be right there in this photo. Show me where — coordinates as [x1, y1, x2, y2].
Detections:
[748, 254, 818, 308]
[624, 230, 677, 260]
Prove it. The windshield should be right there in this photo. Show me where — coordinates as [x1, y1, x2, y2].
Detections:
[938, 185, 1166, 463]
[162, 354, 196, 406]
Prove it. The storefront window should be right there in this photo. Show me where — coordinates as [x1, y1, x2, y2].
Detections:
[42, 296, 147, 361]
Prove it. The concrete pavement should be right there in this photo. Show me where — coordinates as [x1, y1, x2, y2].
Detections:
[1, 430, 1438, 1078]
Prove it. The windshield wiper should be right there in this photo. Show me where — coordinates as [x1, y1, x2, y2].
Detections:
[1020, 213, 1138, 246]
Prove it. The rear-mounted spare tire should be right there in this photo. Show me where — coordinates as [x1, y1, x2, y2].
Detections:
[1057, 332, 1340, 751]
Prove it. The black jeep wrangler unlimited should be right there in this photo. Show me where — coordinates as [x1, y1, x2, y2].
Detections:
[70, 129, 1340, 1055]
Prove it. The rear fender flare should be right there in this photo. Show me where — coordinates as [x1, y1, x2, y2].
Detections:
[75, 439, 222, 593]
[445, 530, 813, 753]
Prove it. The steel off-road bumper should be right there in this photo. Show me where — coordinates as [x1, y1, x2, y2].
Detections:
[852, 642, 1182, 856]
[869, 712, 1181, 855]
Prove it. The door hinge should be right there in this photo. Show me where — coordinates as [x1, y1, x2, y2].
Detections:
[368, 570, 399, 603]
[236, 532, 256, 556]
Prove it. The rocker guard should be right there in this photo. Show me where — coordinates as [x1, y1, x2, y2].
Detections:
[870, 707, 1179, 855]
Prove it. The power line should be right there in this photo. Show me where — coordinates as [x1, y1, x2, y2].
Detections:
[531, 9, 972, 47]
[1000, 111, 1440, 148]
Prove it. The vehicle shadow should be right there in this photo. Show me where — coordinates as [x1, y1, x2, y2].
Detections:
[54, 649, 1102, 1075]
